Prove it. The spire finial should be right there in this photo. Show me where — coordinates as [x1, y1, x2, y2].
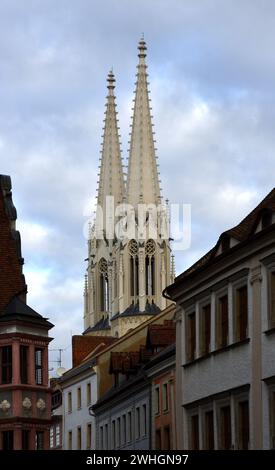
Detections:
[138, 36, 147, 59]
[107, 69, 115, 90]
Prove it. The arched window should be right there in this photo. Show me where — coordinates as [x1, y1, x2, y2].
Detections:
[98, 258, 109, 312]
[145, 239, 156, 297]
[129, 240, 139, 300]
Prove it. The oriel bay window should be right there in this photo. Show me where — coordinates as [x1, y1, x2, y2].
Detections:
[0, 345, 12, 384]
[20, 345, 28, 384]
[35, 348, 43, 385]
[235, 285, 248, 341]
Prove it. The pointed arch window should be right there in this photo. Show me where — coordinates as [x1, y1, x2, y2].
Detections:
[129, 240, 139, 300]
[145, 239, 156, 298]
[98, 258, 109, 312]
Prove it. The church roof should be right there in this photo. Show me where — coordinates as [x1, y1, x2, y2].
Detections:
[110, 301, 160, 321]
[0, 296, 53, 329]
[83, 316, 111, 334]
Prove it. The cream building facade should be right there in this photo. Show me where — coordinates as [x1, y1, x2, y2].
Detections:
[84, 39, 173, 338]
[165, 189, 275, 450]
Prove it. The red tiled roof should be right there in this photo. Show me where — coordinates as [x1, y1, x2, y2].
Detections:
[72, 335, 116, 367]
[109, 351, 141, 374]
[146, 320, 176, 349]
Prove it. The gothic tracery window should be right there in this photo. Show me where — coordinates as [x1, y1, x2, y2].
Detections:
[145, 239, 155, 298]
[129, 240, 139, 300]
[98, 258, 109, 312]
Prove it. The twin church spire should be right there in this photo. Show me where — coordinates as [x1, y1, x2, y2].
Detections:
[96, 70, 125, 228]
[84, 39, 171, 337]
[97, 38, 161, 223]
[127, 38, 161, 208]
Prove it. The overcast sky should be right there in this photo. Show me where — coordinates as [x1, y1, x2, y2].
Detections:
[1, 0, 275, 369]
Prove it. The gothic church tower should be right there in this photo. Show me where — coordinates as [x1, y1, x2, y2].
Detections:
[84, 39, 173, 337]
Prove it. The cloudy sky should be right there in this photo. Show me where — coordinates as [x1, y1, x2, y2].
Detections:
[1, 0, 275, 369]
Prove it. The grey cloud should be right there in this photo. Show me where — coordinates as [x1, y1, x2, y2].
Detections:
[0, 0, 274, 368]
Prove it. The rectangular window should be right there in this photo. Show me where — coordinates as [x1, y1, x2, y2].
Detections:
[201, 303, 211, 355]
[56, 424, 60, 447]
[112, 420, 116, 449]
[163, 426, 171, 450]
[100, 426, 104, 449]
[50, 426, 54, 448]
[104, 424, 108, 449]
[220, 405, 231, 449]
[270, 272, 275, 327]
[142, 404, 147, 436]
[77, 427, 82, 450]
[217, 295, 229, 348]
[2, 430, 14, 450]
[190, 414, 199, 450]
[238, 400, 249, 450]
[155, 429, 161, 450]
[163, 383, 169, 411]
[0, 346, 12, 384]
[127, 412, 132, 442]
[136, 407, 141, 439]
[87, 423, 92, 449]
[87, 382, 91, 405]
[187, 312, 196, 361]
[77, 387, 82, 409]
[35, 431, 44, 450]
[22, 430, 30, 450]
[155, 387, 160, 414]
[122, 415, 126, 445]
[205, 410, 214, 449]
[236, 285, 248, 341]
[20, 345, 28, 384]
[68, 392, 72, 413]
[68, 431, 72, 450]
[35, 348, 43, 385]
[117, 417, 121, 448]
[271, 391, 275, 449]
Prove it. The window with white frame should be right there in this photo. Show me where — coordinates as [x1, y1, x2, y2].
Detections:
[56, 424, 60, 447]
[216, 292, 229, 348]
[186, 311, 196, 361]
[200, 302, 211, 355]
[218, 404, 232, 449]
[234, 284, 248, 342]
[50, 426, 54, 448]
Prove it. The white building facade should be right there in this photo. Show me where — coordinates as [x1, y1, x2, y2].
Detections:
[165, 190, 275, 449]
[61, 359, 97, 450]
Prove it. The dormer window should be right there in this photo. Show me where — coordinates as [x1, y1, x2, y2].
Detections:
[221, 236, 230, 252]
[262, 211, 272, 229]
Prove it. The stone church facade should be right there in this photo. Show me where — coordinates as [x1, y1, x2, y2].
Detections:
[83, 39, 174, 338]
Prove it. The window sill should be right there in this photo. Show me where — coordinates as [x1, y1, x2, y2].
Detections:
[183, 338, 250, 368]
